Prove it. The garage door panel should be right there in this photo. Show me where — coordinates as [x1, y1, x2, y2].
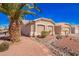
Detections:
[37, 25, 45, 34]
[47, 26, 53, 35]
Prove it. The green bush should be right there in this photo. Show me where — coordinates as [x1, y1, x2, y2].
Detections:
[0, 41, 9, 52]
[41, 31, 50, 38]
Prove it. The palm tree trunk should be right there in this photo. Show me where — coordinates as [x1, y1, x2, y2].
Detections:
[9, 20, 21, 42]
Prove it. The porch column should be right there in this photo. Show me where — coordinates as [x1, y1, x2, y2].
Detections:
[69, 27, 71, 34]
[44, 25, 46, 31]
[33, 23, 37, 37]
[53, 26, 55, 35]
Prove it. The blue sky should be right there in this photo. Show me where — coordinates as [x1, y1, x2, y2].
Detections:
[0, 3, 79, 27]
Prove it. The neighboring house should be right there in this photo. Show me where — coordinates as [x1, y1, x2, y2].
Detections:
[0, 26, 4, 31]
[55, 22, 71, 35]
[71, 25, 79, 34]
[21, 18, 55, 37]
[0, 25, 9, 34]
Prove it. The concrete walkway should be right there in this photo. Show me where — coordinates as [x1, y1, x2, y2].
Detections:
[0, 36, 54, 56]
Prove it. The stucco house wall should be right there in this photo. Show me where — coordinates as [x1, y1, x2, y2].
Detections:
[71, 27, 75, 34]
[54, 26, 61, 34]
[55, 23, 71, 35]
[71, 25, 79, 34]
[21, 24, 31, 36]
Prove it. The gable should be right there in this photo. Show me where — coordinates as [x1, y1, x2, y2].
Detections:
[35, 18, 55, 25]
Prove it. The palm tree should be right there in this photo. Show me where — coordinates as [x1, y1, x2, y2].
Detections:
[0, 3, 40, 42]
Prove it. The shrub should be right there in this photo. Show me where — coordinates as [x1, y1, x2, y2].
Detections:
[41, 31, 50, 38]
[68, 51, 77, 56]
[0, 41, 9, 52]
[56, 34, 63, 40]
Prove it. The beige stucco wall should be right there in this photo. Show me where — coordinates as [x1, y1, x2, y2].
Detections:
[75, 26, 79, 34]
[71, 26, 79, 34]
[71, 26, 75, 34]
[21, 24, 31, 36]
[30, 24, 35, 36]
[55, 23, 71, 35]
[54, 26, 61, 34]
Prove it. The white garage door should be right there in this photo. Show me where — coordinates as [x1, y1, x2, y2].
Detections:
[37, 25, 45, 35]
[47, 26, 53, 35]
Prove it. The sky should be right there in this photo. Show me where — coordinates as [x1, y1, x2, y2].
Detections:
[0, 3, 79, 27]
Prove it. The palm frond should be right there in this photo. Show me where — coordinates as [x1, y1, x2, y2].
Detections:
[18, 4, 27, 10]
[32, 3, 41, 12]
[0, 7, 9, 15]
[24, 3, 41, 12]
[0, 4, 14, 15]
[0, 3, 41, 22]
[20, 10, 38, 17]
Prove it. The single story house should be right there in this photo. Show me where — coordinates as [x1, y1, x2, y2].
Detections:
[71, 25, 79, 34]
[55, 22, 71, 35]
[21, 18, 55, 37]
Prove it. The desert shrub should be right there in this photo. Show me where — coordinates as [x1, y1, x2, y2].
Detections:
[0, 41, 9, 52]
[41, 31, 50, 38]
[56, 34, 63, 40]
[67, 50, 79, 56]
[68, 51, 77, 56]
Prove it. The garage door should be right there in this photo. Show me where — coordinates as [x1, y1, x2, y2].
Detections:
[37, 25, 45, 35]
